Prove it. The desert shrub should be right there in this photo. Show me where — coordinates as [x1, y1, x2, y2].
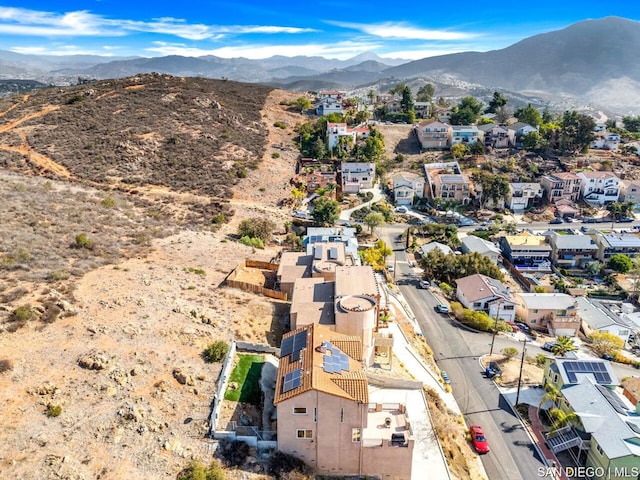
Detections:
[47, 270, 70, 282]
[73, 233, 93, 250]
[10, 304, 36, 323]
[45, 404, 62, 417]
[268, 451, 311, 480]
[177, 460, 224, 480]
[236, 168, 248, 178]
[41, 303, 62, 324]
[239, 236, 264, 249]
[535, 353, 547, 367]
[202, 341, 229, 363]
[238, 217, 277, 243]
[216, 438, 250, 467]
[272, 152, 280, 159]
[273, 121, 287, 129]
[101, 195, 116, 208]
[0, 358, 13, 373]
[501, 347, 519, 359]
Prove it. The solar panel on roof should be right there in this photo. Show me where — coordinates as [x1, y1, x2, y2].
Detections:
[563, 361, 612, 384]
[280, 336, 294, 357]
[293, 331, 307, 352]
[567, 372, 576, 383]
[282, 369, 302, 393]
[329, 247, 338, 260]
[291, 349, 301, 362]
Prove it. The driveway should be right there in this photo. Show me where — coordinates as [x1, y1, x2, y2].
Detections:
[339, 183, 385, 221]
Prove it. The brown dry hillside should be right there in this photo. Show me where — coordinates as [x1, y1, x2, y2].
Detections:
[0, 77, 304, 479]
[0, 74, 271, 199]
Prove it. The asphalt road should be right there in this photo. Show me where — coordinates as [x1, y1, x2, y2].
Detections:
[382, 225, 545, 480]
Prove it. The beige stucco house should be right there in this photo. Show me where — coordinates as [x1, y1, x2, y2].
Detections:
[414, 120, 451, 149]
[516, 293, 581, 336]
[274, 323, 414, 479]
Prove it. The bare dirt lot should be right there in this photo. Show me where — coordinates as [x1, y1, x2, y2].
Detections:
[0, 88, 301, 480]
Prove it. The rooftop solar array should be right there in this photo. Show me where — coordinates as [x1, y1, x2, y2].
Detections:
[596, 384, 629, 415]
[563, 361, 612, 385]
[281, 330, 307, 359]
[322, 342, 350, 374]
[282, 369, 302, 393]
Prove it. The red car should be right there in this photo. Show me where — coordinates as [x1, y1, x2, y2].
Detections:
[469, 424, 490, 454]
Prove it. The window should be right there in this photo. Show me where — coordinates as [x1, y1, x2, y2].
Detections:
[340, 408, 344, 423]
[352, 428, 361, 442]
[473, 302, 482, 308]
[532, 309, 539, 313]
[596, 443, 604, 456]
[313, 407, 317, 423]
[503, 305, 514, 310]
[293, 407, 307, 415]
[296, 429, 313, 439]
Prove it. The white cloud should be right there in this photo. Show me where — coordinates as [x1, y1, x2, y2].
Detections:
[147, 40, 383, 60]
[11, 45, 118, 56]
[331, 21, 480, 41]
[0, 6, 313, 40]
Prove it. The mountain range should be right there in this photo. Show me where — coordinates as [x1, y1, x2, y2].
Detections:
[1, 16, 639, 116]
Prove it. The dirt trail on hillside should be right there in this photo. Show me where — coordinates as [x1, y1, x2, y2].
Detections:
[0, 104, 59, 133]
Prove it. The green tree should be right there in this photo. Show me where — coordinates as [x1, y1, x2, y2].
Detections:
[310, 137, 327, 159]
[552, 336, 577, 357]
[471, 171, 509, 209]
[416, 83, 436, 102]
[363, 212, 385, 235]
[449, 96, 483, 125]
[293, 96, 311, 112]
[623, 115, 640, 133]
[468, 141, 486, 155]
[237, 217, 277, 243]
[514, 104, 542, 128]
[522, 130, 543, 151]
[360, 239, 392, 270]
[588, 331, 624, 357]
[362, 131, 385, 162]
[548, 408, 579, 435]
[608, 201, 635, 221]
[586, 260, 603, 277]
[367, 89, 376, 105]
[486, 91, 508, 113]
[400, 85, 415, 115]
[609, 253, 633, 273]
[559, 110, 596, 154]
[311, 196, 340, 226]
[538, 383, 561, 421]
[451, 143, 467, 159]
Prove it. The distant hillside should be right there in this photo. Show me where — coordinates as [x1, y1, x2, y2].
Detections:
[382, 17, 640, 112]
[0, 73, 274, 219]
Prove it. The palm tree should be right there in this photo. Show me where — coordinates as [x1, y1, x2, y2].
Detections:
[552, 336, 577, 357]
[548, 408, 579, 435]
[538, 383, 561, 422]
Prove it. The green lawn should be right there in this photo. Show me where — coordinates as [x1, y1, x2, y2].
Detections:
[224, 354, 264, 404]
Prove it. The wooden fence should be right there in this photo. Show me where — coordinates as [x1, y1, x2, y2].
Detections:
[225, 279, 288, 300]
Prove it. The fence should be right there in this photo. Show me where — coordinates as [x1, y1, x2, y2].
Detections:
[225, 278, 288, 300]
[208, 340, 237, 437]
[502, 258, 534, 291]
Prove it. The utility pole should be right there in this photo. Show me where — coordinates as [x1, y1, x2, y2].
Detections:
[515, 339, 528, 406]
[489, 299, 501, 356]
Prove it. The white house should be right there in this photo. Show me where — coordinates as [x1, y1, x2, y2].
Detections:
[507, 182, 543, 211]
[590, 132, 620, 151]
[460, 236, 501, 264]
[341, 162, 375, 194]
[455, 273, 517, 322]
[576, 297, 634, 344]
[577, 171, 621, 205]
[621, 179, 640, 205]
[393, 172, 425, 206]
[507, 122, 537, 148]
[451, 125, 481, 145]
[316, 98, 343, 116]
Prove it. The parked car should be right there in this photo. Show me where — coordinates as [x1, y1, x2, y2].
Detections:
[469, 424, 490, 454]
[387, 264, 395, 273]
[514, 322, 531, 334]
[582, 217, 597, 223]
[419, 280, 430, 289]
[395, 206, 408, 214]
[434, 304, 449, 314]
[602, 353, 614, 361]
[618, 217, 635, 223]
[441, 370, 451, 384]
[549, 217, 563, 224]
[542, 342, 558, 352]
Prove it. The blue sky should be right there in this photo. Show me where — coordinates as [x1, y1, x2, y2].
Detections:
[0, 1, 637, 60]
